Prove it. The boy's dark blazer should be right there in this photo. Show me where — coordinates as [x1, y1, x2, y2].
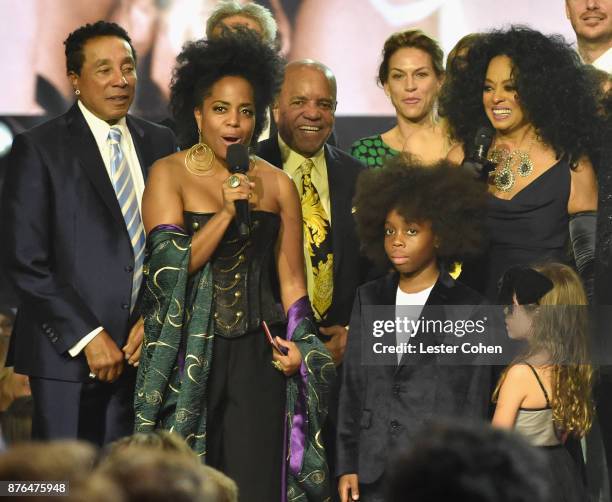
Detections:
[336, 271, 492, 484]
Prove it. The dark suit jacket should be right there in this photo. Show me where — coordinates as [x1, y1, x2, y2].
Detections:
[1, 103, 177, 382]
[257, 135, 368, 327]
[336, 272, 492, 483]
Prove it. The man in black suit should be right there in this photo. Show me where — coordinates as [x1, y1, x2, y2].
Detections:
[258, 60, 367, 361]
[0, 21, 176, 444]
[257, 60, 369, 498]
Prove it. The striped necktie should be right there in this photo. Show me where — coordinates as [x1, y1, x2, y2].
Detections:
[108, 126, 145, 311]
[300, 158, 333, 320]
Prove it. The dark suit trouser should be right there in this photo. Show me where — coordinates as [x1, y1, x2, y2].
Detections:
[30, 367, 135, 445]
[325, 361, 340, 502]
[595, 371, 612, 494]
[359, 478, 386, 502]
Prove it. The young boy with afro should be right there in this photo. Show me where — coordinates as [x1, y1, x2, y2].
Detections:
[336, 156, 494, 502]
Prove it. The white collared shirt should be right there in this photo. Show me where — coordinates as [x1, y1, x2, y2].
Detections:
[593, 46, 612, 73]
[69, 101, 145, 357]
[395, 284, 434, 364]
[278, 134, 331, 218]
[77, 100, 145, 208]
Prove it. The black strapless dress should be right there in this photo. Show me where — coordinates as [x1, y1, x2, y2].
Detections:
[183, 210, 286, 502]
[463, 158, 571, 300]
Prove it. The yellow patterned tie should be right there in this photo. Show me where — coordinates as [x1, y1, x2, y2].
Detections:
[300, 159, 333, 320]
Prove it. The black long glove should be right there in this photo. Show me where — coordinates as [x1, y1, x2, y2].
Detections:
[570, 211, 597, 302]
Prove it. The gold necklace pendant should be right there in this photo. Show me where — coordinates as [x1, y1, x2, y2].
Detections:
[185, 142, 215, 176]
[494, 161, 515, 192]
[489, 137, 536, 192]
[516, 150, 534, 177]
[488, 147, 508, 165]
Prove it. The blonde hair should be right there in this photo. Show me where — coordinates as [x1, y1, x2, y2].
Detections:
[494, 263, 594, 438]
[100, 431, 238, 502]
[101, 430, 199, 464]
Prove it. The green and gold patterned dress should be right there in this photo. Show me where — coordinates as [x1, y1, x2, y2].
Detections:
[350, 134, 399, 168]
[134, 212, 336, 502]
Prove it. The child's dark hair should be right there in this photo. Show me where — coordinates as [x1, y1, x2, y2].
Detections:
[353, 156, 487, 269]
[386, 422, 551, 502]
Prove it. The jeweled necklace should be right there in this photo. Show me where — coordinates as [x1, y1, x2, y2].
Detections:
[488, 135, 536, 192]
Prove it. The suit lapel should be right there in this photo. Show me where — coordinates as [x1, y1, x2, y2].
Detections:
[370, 274, 400, 378]
[66, 104, 125, 227]
[378, 272, 399, 305]
[127, 115, 150, 180]
[259, 135, 283, 169]
[324, 146, 346, 315]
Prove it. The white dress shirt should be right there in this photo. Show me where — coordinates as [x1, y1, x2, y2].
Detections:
[593, 46, 612, 73]
[395, 284, 434, 364]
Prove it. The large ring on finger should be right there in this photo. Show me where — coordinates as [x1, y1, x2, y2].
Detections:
[227, 174, 241, 188]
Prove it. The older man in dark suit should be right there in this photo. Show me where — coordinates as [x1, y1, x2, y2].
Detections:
[258, 60, 368, 361]
[257, 60, 369, 498]
[0, 21, 176, 444]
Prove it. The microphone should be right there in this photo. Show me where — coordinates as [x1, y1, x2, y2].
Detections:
[226, 144, 251, 237]
[461, 126, 495, 180]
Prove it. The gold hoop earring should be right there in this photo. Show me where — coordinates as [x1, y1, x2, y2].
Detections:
[75, 89, 80, 96]
[184, 129, 215, 176]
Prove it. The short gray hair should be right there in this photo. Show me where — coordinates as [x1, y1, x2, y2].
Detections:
[206, 1, 277, 47]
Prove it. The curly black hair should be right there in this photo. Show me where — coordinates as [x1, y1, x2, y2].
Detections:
[386, 422, 551, 502]
[64, 21, 135, 75]
[353, 155, 488, 268]
[170, 29, 284, 149]
[439, 26, 602, 163]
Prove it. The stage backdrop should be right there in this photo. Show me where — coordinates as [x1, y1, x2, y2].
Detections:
[0, 0, 577, 154]
[0, 0, 583, 306]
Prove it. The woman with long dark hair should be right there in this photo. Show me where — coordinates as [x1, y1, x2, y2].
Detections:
[440, 26, 600, 300]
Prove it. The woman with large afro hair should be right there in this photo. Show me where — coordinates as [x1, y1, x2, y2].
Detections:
[170, 27, 283, 149]
[136, 30, 334, 502]
[439, 26, 600, 300]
